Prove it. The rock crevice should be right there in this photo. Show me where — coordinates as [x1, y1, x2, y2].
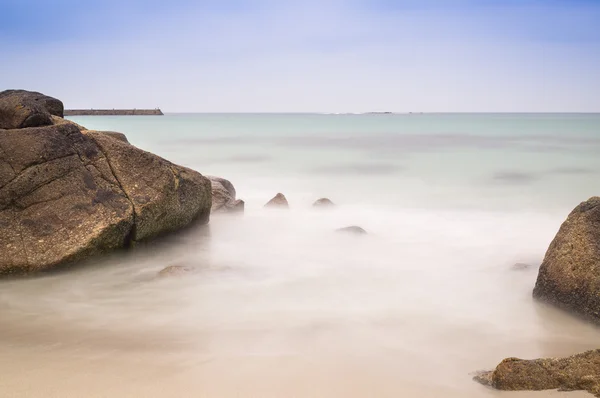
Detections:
[89, 136, 138, 246]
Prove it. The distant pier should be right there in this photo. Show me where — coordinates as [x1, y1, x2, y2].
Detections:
[64, 109, 163, 116]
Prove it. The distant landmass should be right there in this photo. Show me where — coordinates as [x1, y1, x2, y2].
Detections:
[64, 109, 163, 116]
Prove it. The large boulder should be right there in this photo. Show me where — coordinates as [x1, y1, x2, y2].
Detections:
[207, 176, 243, 213]
[0, 89, 64, 129]
[474, 350, 600, 397]
[533, 197, 600, 323]
[0, 96, 211, 275]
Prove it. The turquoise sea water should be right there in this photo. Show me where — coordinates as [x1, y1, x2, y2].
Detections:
[69, 113, 600, 210]
[0, 113, 599, 397]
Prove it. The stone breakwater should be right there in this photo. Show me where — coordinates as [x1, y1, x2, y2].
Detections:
[64, 109, 163, 116]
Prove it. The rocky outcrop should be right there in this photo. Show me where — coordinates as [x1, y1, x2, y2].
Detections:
[336, 226, 367, 235]
[313, 198, 335, 207]
[0, 89, 64, 129]
[533, 197, 600, 323]
[0, 91, 212, 275]
[265, 193, 289, 208]
[207, 176, 244, 213]
[474, 350, 600, 397]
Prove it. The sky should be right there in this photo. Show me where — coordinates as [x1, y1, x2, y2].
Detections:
[1, 0, 600, 112]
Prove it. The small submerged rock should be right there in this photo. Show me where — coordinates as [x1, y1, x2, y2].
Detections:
[473, 350, 600, 397]
[157, 265, 198, 278]
[313, 198, 335, 207]
[265, 193, 289, 208]
[512, 263, 533, 271]
[471, 370, 493, 387]
[336, 226, 367, 235]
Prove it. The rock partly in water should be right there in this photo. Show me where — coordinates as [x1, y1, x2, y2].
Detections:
[336, 226, 367, 235]
[533, 197, 600, 324]
[231, 199, 245, 212]
[206, 176, 236, 199]
[0, 91, 212, 275]
[264, 193, 289, 208]
[207, 176, 243, 213]
[313, 198, 335, 207]
[472, 371, 493, 387]
[157, 265, 198, 278]
[0, 89, 64, 129]
[473, 350, 600, 397]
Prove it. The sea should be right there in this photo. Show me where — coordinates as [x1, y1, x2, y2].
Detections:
[0, 113, 599, 397]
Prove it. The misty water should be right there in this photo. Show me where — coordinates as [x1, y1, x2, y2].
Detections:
[1, 113, 600, 397]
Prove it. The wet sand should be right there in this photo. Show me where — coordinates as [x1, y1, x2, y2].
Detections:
[1, 209, 599, 397]
[0, 344, 594, 398]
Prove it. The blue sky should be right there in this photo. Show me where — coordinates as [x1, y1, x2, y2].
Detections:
[1, 0, 599, 112]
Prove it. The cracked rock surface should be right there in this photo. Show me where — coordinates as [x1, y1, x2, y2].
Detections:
[0, 90, 212, 275]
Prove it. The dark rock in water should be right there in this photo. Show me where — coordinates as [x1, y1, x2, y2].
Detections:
[157, 265, 197, 278]
[0, 89, 64, 129]
[265, 193, 289, 208]
[0, 91, 212, 275]
[207, 176, 236, 199]
[232, 199, 245, 213]
[533, 197, 600, 324]
[313, 198, 335, 207]
[336, 226, 367, 235]
[473, 350, 600, 397]
[207, 176, 243, 213]
[512, 263, 533, 271]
